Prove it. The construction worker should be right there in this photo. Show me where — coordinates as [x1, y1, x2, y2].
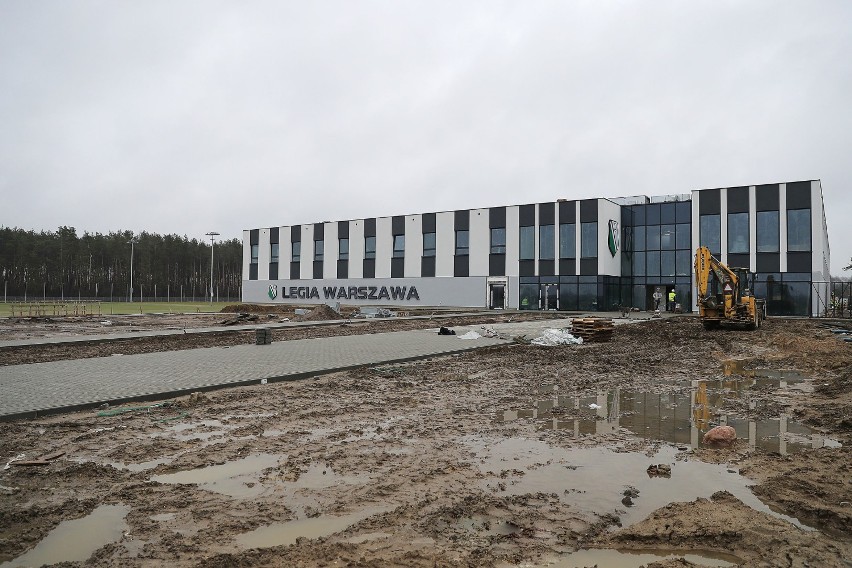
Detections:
[668, 289, 677, 312]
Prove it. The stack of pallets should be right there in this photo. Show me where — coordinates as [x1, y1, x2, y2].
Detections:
[570, 317, 615, 343]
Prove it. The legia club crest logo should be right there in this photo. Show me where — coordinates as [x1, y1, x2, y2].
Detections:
[608, 220, 620, 257]
[268, 284, 278, 300]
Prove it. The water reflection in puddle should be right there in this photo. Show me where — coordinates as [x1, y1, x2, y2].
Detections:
[3, 504, 129, 567]
[236, 506, 389, 549]
[502, 375, 840, 454]
[464, 437, 814, 531]
[548, 547, 740, 567]
[151, 453, 280, 498]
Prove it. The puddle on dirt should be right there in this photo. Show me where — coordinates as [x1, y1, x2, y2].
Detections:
[507, 378, 841, 454]
[151, 453, 280, 498]
[151, 419, 237, 443]
[110, 457, 174, 472]
[545, 547, 741, 567]
[2, 504, 129, 567]
[435, 514, 523, 537]
[236, 506, 389, 549]
[464, 436, 814, 531]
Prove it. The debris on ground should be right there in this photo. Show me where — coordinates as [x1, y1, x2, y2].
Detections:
[457, 331, 482, 340]
[531, 328, 583, 346]
[647, 464, 673, 478]
[220, 313, 260, 325]
[570, 317, 614, 342]
[297, 304, 343, 321]
[702, 425, 738, 447]
[438, 327, 456, 335]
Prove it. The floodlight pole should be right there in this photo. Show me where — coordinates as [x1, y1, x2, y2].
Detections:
[206, 232, 220, 304]
[128, 238, 138, 302]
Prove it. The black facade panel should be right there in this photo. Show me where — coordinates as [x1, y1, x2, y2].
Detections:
[290, 262, 300, 279]
[519, 204, 535, 226]
[338, 221, 349, 238]
[489, 207, 506, 228]
[313, 261, 323, 279]
[580, 199, 598, 222]
[538, 202, 555, 225]
[454, 255, 469, 277]
[391, 258, 405, 278]
[392, 215, 406, 235]
[422, 213, 436, 233]
[269, 227, 279, 243]
[699, 189, 721, 215]
[249, 263, 258, 280]
[559, 259, 576, 275]
[756, 253, 780, 272]
[727, 187, 749, 213]
[364, 218, 376, 237]
[519, 260, 535, 277]
[580, 258, 597, 275]
[538, 259, 555, 276]
[454, 210, 470, 230]
[489, 254, 506, 276]
[337, 260, 348, 279]
[786, 181, 811, 209]
[559, 200, 576, 223]
[756, 185, 779, 211]
[363, 259, 375, 278]
[727, 254, 750, 269]
[787, 252, 812, 272]
[313, 223, 324, 240]
[291, 225, 301, 242]
[250, 229, 259, 245]
[421, 256, 436, 277]
[269, 262, 278, 280]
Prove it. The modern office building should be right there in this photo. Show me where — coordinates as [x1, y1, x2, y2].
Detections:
[242, 180, 830, 316]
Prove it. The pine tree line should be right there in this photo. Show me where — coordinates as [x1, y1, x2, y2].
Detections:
[0, 226, 243, 301]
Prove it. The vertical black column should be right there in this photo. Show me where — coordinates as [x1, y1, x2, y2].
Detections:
[268, 227, 279, 280]
[756, 184, 779, 272]
[290, 225, 301, 279]
[391, 215, 405, 278]
[454, 210, 469, 277]
[579, 199, 598, 275]
[558, 201, 576, 275]
[363, 218, 376, 278]
[489, 207, 506, 276]
[312, 223, 324, 279]
[519, 204, 535, 277]
[538, 202, 555, 276]
[421, 213, 436, 277]
[249, 229, 259, 280]
[337, 221, 349, 279]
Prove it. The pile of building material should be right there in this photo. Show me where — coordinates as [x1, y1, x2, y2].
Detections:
[569, 317, 615, 342]
[255, 328, 273, 345]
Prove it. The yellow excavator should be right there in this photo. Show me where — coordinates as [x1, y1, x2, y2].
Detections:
[694, 246, 766, 330]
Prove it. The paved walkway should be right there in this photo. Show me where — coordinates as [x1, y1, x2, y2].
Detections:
[0, 329, 510, 420]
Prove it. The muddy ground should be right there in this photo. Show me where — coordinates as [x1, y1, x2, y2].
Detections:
[0, 317, 850, 567]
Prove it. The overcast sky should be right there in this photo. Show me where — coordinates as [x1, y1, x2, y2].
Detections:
[1, 1, 850, 273]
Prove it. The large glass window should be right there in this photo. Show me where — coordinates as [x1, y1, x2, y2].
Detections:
[676, 223, 690, 250]
[251, 244, 259, 263]
[661, 251, 676, 277]
[539, 225, 554, 259]
[646, 204, 661, 225]
[787, 209, 811, 251]
[578, 282, 597, 310]
[660, 225, 675, 250]
[559, 223, 576, 258]
[520, 226, 535, 260]
[490, 228, 506, 254]
[364, 236, 376, 259]
[423, 232, 436, 256]
[581, 222, 597, 258]
[270, 243, 279, 263]
[314, 240, 324, 261]
[455, 230, 469, 255]
[646, 225, 661, 250]
[633, 251, 646, 276]
[676, 250, 691, 276]
[338, 238, 348, 260]
[519, 283, 538, 310]
[727, 212, 749, 254]
[660, 203, 676, 225]
[393, 235, 405, 258]
[756, 211, 779, 252]
[646, 251, 661, 276]
[291, 242, 300, 262]
[699, 214, 721, 255]
[633, 226, 645, 251]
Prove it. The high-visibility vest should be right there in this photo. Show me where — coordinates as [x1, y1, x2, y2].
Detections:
[668, 291, 676, 301]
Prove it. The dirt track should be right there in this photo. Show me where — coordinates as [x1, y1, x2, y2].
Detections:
[0, 317, 850, 567]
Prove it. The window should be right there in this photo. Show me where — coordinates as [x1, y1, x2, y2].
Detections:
[270, 243, 279, 263]
[661, 250, 676, 277]
[581, 222, 597, 258]
[633, 251, 646, 276]
[490, 228, 506, 254]
[646, 225, 661, 250]
[455, 230, 469, 255]
[393, 235, 405, 258]
[314, 240, 324, 261]
[756, 211, 779, 252]
[364, 236, 376, 259]
[646, 251, 661, 276]
[633, 226, 645, 251]
[728, 212, 749, 254]
[539, 225, 554, 259]
[291, 242, 300, 262]
[559, 223, 576, 258]
[787, 209, 811, 251]
[660, 225, 675, 250]
[423, 232, 436, 257]
[338, 238, 349, 260]
[519, 226, 534, 260]
[675, 223, 690, 250]
[250, 244, 259, 263]
[699, 214, 721, 255]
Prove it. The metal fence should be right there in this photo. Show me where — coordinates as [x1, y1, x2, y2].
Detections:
[813, 280, 852, 318]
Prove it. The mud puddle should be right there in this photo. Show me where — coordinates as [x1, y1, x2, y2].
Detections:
[502, 375, 840, 453]
[1, 504, 129, 567]
[151, 453, 280, 498]
[465, 437, 814, 530]
[541, 547, 740, 567]
[235, 506, 390, 549]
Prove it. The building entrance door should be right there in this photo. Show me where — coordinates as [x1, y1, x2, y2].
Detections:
[489, 283, 506, 310]
[540, 284, 559, 310]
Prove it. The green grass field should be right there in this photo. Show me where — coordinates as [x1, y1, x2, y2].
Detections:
[0, 301, 235, 317]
